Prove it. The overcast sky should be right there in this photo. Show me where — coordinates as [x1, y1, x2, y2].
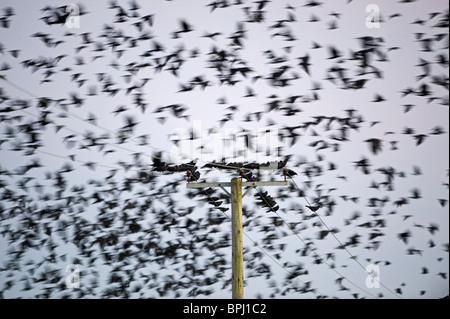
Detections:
[0, 0, 448, 299]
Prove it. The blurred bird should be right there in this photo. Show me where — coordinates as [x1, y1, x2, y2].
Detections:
[306, 204, 322, 212]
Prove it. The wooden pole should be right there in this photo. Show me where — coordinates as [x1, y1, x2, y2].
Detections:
[231, 177, 244, 299]
[186, 177, 288, 299]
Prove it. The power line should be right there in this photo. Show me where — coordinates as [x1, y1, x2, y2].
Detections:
[2, 77, 390, 298]
[287, 173, 402, 299]
[3, 139, 129, 172]
[252, 185, 380, 298]
[188, 173, 328, 298]
[0, 122, 402, 299]
[1, 77, 291, 175]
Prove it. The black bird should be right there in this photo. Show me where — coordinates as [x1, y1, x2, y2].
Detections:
[348, 79, 368, 90]
[255, 191, 279, 212]
[327, 46, 342, 59]
[372, 94, 386, 102]
[172, 19, 194, 38]
[298, 54, 311, 75]
[365, 138, 383, 155]
[283, 169, 297, 177]
[241, 171, 258, 182]
[306, 204, 322, 212]
[397, 231, 411, 244]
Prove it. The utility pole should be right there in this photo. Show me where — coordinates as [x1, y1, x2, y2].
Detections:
[231, 177, 243, 299]
[186, 176, 288, 299]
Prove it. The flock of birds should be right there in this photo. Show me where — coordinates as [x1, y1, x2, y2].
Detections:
[0, 0, 448, 299]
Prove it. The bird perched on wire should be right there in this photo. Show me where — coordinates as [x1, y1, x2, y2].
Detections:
[151, 152, 168, 172]
[283, 169, 297, 177]
[306, 203, 322, 212]
[186, 169, 200, 182]
[255, 191, 279, 212]
[240, 170, 259, 182]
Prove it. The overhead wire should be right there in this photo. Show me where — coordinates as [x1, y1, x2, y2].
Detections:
[188, 172, 328, 299]
[1, 77, 288, 174]
[286, 172, 403, 299]
[1, 77, 395, 298]
[252, 184, 380, 298]
[1, 138, 326, 297]
[0, 77, 172, 161]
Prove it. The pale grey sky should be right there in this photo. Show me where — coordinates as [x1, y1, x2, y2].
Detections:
[0, 0, 448, 299]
